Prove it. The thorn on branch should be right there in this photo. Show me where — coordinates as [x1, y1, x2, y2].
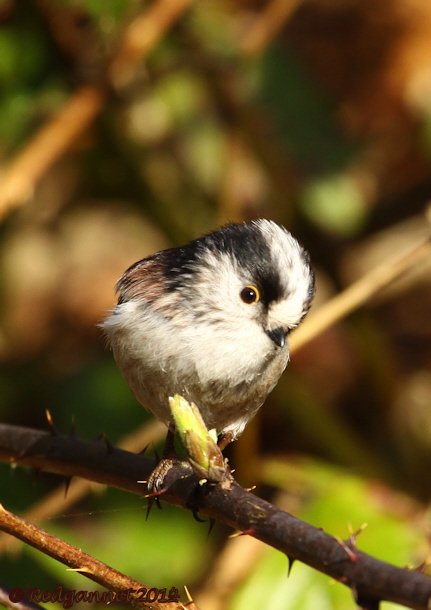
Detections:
[45, 409, 58, 436]
[63, 476, 72, 498]
[145, 494, 162, 521]
[286, 555, 296, 577]
[207, 518, 215, 537]
[348, 522, 368, 547]
[65, 566, 93, 574]
[98, 432, 114, 454]
[229, 528, 256, 538]
[182, 584, 204, 608]
[354, 590, 381, 610]
[335, 536, 359, 562]
[413, 559, 431, 574]
[144, 487, 169, 500]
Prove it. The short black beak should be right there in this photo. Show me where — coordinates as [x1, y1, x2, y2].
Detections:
[266, 327, 286, 348]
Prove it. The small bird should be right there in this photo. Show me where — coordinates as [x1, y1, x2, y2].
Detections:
[102, 220, 314, 452]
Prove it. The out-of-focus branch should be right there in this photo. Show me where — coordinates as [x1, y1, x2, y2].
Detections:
[0, 419, 165, 554]
[0, 423, 430, 610]
[240, 0, 302, 57]
[291, 232, 431, 353]
[0, 504, 189, 610]
[195, 535, 265, 610]
[108, 0, 193, 89]
[0, 0, 194, 220]
[0, 87, 105, 218]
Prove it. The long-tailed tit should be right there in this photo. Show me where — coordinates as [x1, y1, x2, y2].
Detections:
[102, 220, 314, 453]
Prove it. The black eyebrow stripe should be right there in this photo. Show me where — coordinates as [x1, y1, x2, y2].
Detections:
[154, 222, 290, 308]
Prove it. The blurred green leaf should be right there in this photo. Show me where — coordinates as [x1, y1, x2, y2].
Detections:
[63, 0, 131, 25]
[262, 458, 425, 566]
[300, 174, 367, 236]
[231, 550, 351, 610]
[0, 91, 34, 146]
[29, 497, 212, 589]
[236, 458, 425, 609]
[0, 27, 46, 87]
[257, 46, 356, 172]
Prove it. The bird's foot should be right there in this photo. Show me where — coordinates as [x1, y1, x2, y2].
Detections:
[145, 426, 179, 495]
[145, 456, 193, 519]
[146, 457, 177, 495]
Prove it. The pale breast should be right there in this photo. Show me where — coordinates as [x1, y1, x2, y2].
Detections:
[115, 342, 289, 439]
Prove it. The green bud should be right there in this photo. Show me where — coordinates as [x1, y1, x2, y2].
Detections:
[169, 394, 226, 482]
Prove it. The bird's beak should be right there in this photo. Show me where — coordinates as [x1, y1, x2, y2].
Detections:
[265, 327, 286, 348]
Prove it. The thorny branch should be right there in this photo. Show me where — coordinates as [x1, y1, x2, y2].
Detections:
[0, 505, 187, 610]
[0, 423, 430, 610]
[0, 420, 165, 555]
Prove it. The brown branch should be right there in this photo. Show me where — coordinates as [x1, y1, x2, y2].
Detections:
[0, 87, 106, 219]
[108, 0, 194, 90]
[0, 0, 194, 220]
[0, 504, 189, 610]
[290, 231, 431, 353]
[239, 0, 303, 58]
[0, 419, 165, 554]
[0, 423, 430, 609]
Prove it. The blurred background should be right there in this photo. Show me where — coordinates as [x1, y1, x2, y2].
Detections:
[0, 1, 431, 608]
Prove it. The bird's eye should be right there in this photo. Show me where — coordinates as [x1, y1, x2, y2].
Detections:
[240, 285, 260, 304]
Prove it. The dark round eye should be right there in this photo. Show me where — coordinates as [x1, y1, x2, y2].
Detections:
[240, 285, 260, 304]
